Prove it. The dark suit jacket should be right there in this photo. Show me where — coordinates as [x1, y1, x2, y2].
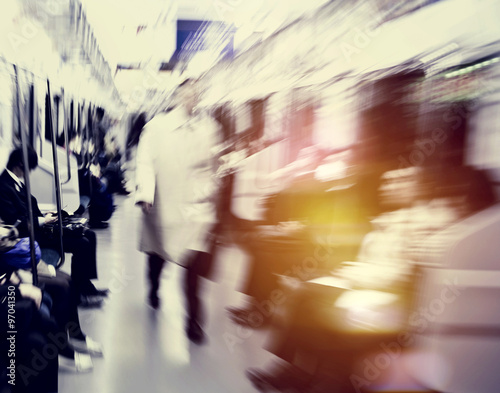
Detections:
[0, 170, 43, 238]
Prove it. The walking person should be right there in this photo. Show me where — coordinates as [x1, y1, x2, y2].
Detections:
[135, 79, 221, 344]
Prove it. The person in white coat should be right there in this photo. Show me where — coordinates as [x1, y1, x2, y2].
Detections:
[135, 79, 221, 343]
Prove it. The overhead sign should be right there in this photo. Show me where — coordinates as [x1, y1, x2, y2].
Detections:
[162, 20, 235, 70]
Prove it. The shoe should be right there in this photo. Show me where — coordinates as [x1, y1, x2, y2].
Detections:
[59, 352, 93, 372]
[69, 336, 103, 357]
[147, 294, 160, 310]
[89, 221, 109, 229]
[83, 287, 110, 297]
[246, 368, 281, 392]
[94, 288, 110, 297]
[186, 321, 206, 345]
[225, 306, 247, 315]
[74, 205, 85, 216]
[226, 306, 254, 318]
[227, 306, 269, 328]
[227, 308, 252, 326]
[246, 365, 312, 392]
[117, 187, 130, 195]
[79, 295, 103, 308]
[304, 374, 355, 393]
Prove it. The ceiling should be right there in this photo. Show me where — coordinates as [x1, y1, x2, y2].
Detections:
[1, 0, 332, 110]
[82, 0, 333, 65]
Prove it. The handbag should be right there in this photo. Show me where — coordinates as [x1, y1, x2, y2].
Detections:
[42, 217, 86, 240]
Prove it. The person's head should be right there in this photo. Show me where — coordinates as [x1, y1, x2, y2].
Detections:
[173, 78, 200, 114]
[132, 113, 147, 132]
[136, 112, 147, 125]
[96, 108, 105, 122]
[6, 147, 38, 178]
[378, 167, 424, 209]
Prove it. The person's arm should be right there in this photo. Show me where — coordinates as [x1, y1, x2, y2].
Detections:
[134, 126, 155, 213]
[40, 213, 57, 226]
[0, 188, 33, 237]
[18, 284, 42, 309]
[32, 195, 44, 218]
[0, 274, 42, 310]
[334, 231, 413, 290]
[0, 284, 40, 337]
[0, 188, 22, 225]
[207, 119, 224, 201]
[30, 195, 51, 229]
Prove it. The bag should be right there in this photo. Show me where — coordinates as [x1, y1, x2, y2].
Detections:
[0, 237, 41, 270]
[42, 219, 86, 240]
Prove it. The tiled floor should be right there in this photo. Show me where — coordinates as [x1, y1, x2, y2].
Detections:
[59, 195, 271, 393]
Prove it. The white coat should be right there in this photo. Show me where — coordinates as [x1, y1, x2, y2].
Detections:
[135, 107, 220, 266]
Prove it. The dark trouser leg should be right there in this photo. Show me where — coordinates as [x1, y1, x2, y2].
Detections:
[241, 253, 275, 303]
[63, 229, 98, 296]
[39, 272, 85, 340]
[268, 283, 348, 371]
[17, 332, 59, 393]
[184, 251, 212, 325]
[147, 253, 165, 301]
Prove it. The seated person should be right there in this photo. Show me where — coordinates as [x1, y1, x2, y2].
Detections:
[0, 148, 108, 306]
[1, 222, 103, 372]
[245, 166, 486, 393]
[227, 148, 377, 326]
[4, 273, 101, 373]
[0, 281, 59, 393]
[101, 141, 128, 196]
[75, 162, 115, 229]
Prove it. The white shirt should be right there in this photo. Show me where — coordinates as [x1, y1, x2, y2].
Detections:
[6, 169, 23, 192]
[6, 169, 45, 226]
